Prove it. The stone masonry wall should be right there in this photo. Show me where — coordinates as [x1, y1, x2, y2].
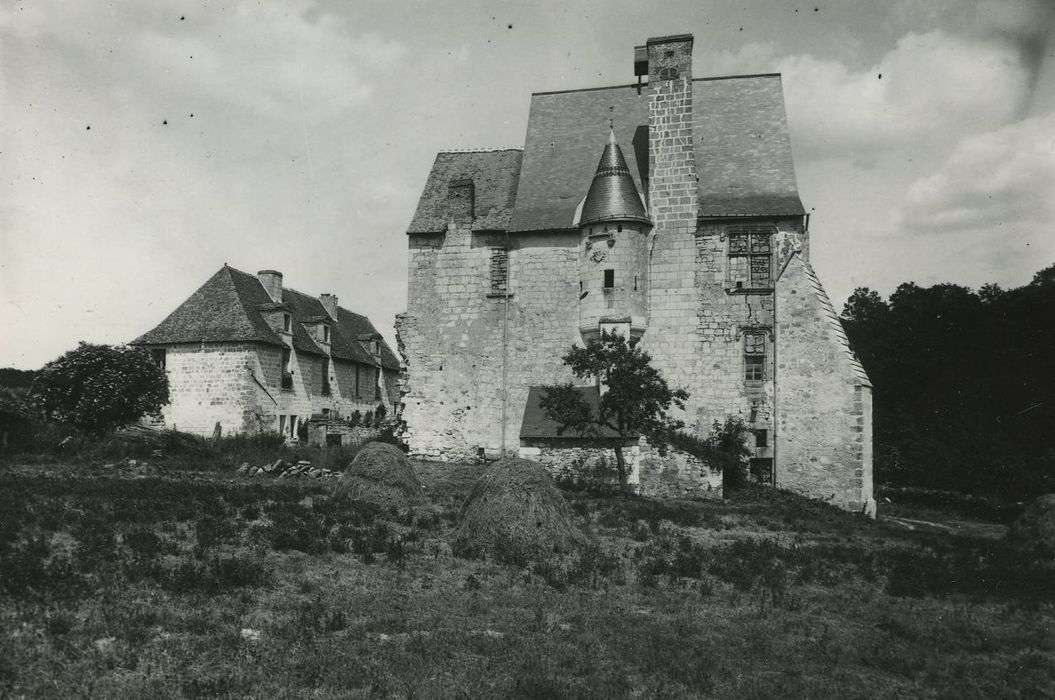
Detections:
[775, 255, 875, 515]
[399, 224, 583, 460]
[157, 343, 259, 436]
[519, 438, 721, 499]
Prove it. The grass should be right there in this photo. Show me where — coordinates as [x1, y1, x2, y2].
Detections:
[0, 459, 1053, 698]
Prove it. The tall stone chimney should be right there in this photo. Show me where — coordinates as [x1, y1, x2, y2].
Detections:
[640, 34, 698, 425]
[319, 293, 338, 320]
[257, 270, 283, 303]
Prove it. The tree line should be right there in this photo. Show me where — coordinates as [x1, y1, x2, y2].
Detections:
[840, 264, 1055, 500]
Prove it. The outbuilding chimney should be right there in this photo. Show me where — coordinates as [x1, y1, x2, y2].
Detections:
[319, 293, 338, 320]
[257, 270, 283, 303]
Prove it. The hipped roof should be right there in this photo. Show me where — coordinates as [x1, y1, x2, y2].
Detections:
[407, 74, 805, 235]
[131, 265, 400, 370]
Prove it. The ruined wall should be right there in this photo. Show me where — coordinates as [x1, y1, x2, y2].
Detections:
[399, 224, 582, 460]
[519, 438, 721, 499]
[775, 254, 875, 515]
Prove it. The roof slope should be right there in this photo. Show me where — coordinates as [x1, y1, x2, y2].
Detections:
[131, 266, 283, 347]
[133, 266, 400, 371]
[520, 385, 626, 439]
[579, 129, 650, 227]
[407, 149, 523, 234]
[695, 75, 805, 217]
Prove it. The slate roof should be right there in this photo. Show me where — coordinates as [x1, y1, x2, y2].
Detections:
[578, 129, 650, 227]
[407, 149, 523, 234]
[520, 385, 628, 440]
[132, 265, 400, 370]
[408, 74, 805, 234]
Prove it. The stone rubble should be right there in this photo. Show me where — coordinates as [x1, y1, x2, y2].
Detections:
[233, 459, 340, 480]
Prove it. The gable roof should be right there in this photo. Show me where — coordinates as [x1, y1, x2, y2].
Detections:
[407, 149, 523, 234]
[132, 266, 400, 370]
[408, 74, 805, 234]
[520, 385, 627, 440]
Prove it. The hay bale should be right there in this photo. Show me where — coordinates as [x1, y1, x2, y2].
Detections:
[452, 457, 587, 563]
[340, 442, 427, 512]
[1006, 494, 1055, 557]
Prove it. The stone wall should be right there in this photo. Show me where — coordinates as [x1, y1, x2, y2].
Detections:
[519, 438, 721, 499]
[775, 254, 875, 515]
[156, 343, 259, 436]
[398, 225, 582, 461]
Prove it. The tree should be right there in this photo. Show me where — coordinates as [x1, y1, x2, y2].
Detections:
[30, 343, 169, 435]
[539, 331, 688, 491]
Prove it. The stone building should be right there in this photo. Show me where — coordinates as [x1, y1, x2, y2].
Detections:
[398, 34, 874, 514]
[132, 265, 400, 441]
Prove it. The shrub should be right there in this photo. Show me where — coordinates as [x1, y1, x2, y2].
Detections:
[670, 417, 751, 489]
[30, 342, 168, 435]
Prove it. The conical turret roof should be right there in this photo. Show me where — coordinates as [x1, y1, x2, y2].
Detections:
[579, 129, 650, 228]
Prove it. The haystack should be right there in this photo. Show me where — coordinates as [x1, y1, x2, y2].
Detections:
[451, 457, 587, 563]
[1006, 494, 1055, 558]
[339, 442, 427, 512]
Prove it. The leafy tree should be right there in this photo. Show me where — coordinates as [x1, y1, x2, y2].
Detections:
[540, 331, 688, 491]
[30, 343, 169, 435]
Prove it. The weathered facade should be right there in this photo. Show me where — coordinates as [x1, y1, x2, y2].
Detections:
[398, 35, 874, 514]
[132, 265, 400, 439]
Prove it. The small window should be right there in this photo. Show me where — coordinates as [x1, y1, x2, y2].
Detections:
[281, 348, 293, 389]
[603, 269, 615, 289]
[490, 247, 509, 295]
[283, 313, 292, 332]
[149, 348, 166, 370]
[371, 340, 380, 356]
[617, 224, 623, 232]
[321, 357, 331, 396]
[354, 364, 361, 399]
[323, 325, 330, 343]
[375, 368, 382, 401]
[744, 332, 766, 382]
[755, 429, 768, 448]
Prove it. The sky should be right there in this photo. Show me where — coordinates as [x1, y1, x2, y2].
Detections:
[2, 0, 1053, 370]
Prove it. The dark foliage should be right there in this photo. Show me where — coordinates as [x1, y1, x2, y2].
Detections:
[669, 418, 751, 488]
[841, 267, 1055, 499]
[541, 331, 688, 489]
[29, 343, 169, 435]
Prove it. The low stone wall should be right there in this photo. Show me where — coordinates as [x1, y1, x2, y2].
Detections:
[519, 438, 721, 499]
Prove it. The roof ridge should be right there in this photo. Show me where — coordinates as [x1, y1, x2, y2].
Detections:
[693, 72, 781, 82]
[438, 147, 523, 154]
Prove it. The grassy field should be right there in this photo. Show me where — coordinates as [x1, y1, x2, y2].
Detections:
[1, 458, 1053, 699]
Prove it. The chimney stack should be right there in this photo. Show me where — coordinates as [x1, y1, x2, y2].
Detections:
[257, 270, 283, 303]
[319, 293, 338, 320]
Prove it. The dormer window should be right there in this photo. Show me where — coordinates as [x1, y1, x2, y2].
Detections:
[323, 325, 330, 343]
[283, 313, 292, 333]
[371, 340, 380, 356]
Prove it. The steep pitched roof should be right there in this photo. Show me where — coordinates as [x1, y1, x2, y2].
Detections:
[778, 254, 871, 387]
[131, 266, 284, 347]
[407, 74, 804, 234]
[510, 85, 648, 232]
[132, 266, 400, 371]
[520, 385, 627, 439]
[695, 75, 805, 217]
[407, 149, 523, 234]
[578, 129, 650, 227]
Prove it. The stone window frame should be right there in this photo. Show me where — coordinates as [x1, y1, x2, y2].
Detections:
[282, 313, 292, 333]
[725, 223, 777, 293]
[281, 347, 294, 390]
[320, 357, 331, 396]
[487, 246, 511, 298]
[322, 325, 330, 343]
[738, 326, 773, 384]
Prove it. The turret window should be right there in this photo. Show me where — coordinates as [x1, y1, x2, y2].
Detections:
[728, 225, 775, 290]
[603, 269, 615, 289]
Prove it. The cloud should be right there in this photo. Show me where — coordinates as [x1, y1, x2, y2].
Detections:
[778, 30, 1031, 162]
[900, 112, 1055, 233]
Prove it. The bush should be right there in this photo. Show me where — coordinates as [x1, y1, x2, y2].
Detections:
[30, 343, 169, 435]
[670, 417, 751, 489]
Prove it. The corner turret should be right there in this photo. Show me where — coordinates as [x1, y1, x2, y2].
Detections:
[577, 129, 652, 342]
